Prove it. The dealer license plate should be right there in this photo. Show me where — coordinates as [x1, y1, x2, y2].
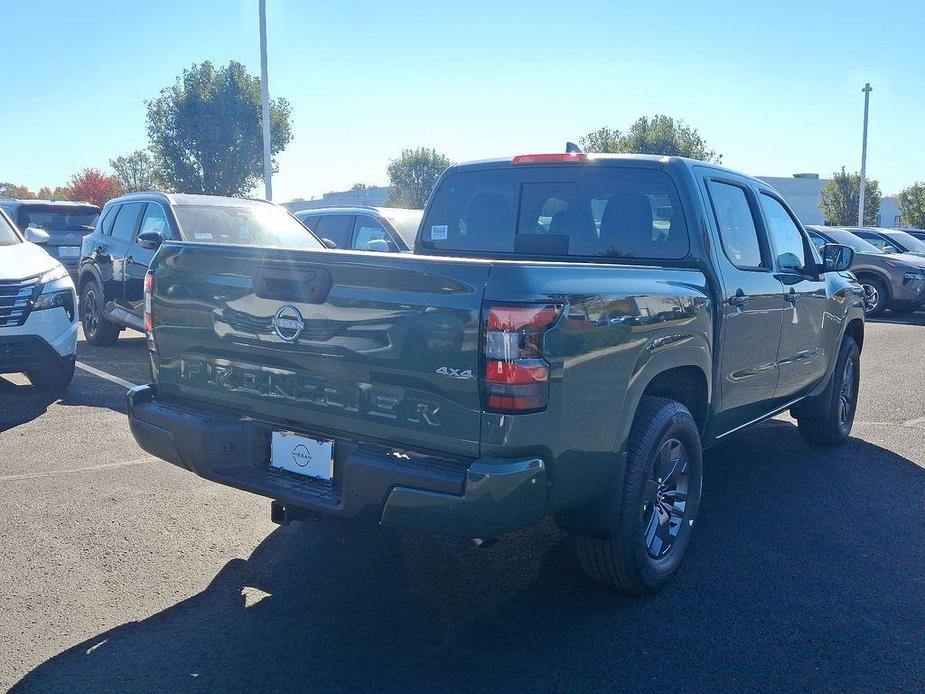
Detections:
[58, 246, 81, 258]
[270, 431, 334, 480]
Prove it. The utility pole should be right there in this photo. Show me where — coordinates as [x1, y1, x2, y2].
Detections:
[259, 0, 273, 200]
[858, 82, 872, 226]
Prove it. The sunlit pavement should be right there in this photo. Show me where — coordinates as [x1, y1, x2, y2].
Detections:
[1, 322, 923, 692]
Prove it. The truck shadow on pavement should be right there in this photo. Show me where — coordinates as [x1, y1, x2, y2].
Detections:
[11, 422, 925, 693]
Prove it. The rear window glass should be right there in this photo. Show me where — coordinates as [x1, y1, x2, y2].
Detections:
[19, 205, 99, 231]
[419, 167, 689, 260]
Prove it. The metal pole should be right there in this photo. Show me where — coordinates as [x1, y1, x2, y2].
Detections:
[259, 0, 273, 200]
[858, 83, 872, 226]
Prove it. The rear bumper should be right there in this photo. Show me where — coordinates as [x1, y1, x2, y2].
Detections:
[127, 385, 547, 537]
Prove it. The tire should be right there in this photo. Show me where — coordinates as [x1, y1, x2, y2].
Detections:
[574, 396, 703, 594]
[796, 336, 860, 446]
[27, 357, 75, 391]
[80, 281, 120, 346]
[858, 276, 887, 316]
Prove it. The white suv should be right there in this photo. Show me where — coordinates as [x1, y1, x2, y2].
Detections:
[0, 208, 77, 389]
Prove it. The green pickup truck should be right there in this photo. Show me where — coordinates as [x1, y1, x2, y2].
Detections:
[127, 153, 865, 593]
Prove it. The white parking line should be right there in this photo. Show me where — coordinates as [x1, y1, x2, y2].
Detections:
[0, 457, 156, 482]
[75, 361, 138, 390]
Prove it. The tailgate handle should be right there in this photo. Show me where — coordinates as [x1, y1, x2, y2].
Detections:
[255, 266, 332, 303]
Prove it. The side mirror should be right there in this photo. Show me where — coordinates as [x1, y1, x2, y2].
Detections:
[822, 243, 855, 272]
[364, 239, 391, 252]
[320, 238, 337, 249]
[25, 227, 49, 244]
[883, 245, 898, 254]
[136, 230, 164, 251]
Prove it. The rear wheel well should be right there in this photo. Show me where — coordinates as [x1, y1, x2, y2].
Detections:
[640, 366, 708, 434]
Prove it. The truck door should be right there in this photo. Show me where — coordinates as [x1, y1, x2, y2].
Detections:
[702, 176, 785, 434]
[757, 192, 828, 399]
[124, 202, 171, 323]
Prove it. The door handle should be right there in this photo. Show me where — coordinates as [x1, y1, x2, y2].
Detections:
[727, 289, 750, 307]
[785, 289, 799, 304]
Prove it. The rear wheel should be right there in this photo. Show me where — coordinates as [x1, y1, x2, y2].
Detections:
[80, 281, 120, 346]
[858, 277, 887, 316]
[574, 396, 703, 594]
[27, 357, 75, 391]
[796, 336, 860, 446]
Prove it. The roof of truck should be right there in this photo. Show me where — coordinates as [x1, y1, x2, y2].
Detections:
[449, 153, 765, 187]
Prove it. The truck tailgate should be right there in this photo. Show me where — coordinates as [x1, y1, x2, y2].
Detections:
[150, 244, 490, 458]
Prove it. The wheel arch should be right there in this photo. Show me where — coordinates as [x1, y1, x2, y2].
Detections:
[852, 270, 892, 302]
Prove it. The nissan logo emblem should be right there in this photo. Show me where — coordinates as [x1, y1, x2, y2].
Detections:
[272, 305, 304, 342]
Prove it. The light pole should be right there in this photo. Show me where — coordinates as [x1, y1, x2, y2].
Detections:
[858, 82, 872, 226]
[259, 0, 273, 201]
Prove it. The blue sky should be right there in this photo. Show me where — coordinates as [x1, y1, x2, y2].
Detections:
[1, 0, 922, 201]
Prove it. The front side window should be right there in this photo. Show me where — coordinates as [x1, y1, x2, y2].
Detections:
[707, 181, 763, 269]
[421, 167, 689, 260]
[759, 194, 806, 272]
[139, 203, 171, 238]
[352, 216, 396, 251]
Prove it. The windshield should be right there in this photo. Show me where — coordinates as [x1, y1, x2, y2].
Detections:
[19, 205, 99, 231]
[0, 212, 20, 246]
[421, 166, 689, 259]
[886, 230, 925, 252]
[824, 228, 883, 253]
[381, 209, 423, 248]
[173, 204, 323, 249]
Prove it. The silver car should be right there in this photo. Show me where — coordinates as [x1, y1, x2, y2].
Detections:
[805, 225, 925, 315]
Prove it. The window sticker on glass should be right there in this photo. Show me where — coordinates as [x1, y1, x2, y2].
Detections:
[431, 224, 448, 241]
[194, 232, 213, 240]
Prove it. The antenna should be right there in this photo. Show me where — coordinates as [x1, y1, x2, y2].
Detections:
[565, 142, 583, 154]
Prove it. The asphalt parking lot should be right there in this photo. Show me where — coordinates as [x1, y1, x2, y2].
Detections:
[1, 319, 924, 693]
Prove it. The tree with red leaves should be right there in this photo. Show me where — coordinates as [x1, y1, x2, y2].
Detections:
[67, 168, 123, 207]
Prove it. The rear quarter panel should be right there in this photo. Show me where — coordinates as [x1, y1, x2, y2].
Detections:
[480, 262, 712, 511]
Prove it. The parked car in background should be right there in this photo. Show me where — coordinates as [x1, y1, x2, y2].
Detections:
[900, 228, 925, 242]
[0, 199, 100, 278]
[805, 225, 925, 315]
[77, 192, 321, 345]
[845, 227, 925, 258]
[293, 206, 422, 251]
[0, 207, 77, 390]
[129, 153, 864, 595]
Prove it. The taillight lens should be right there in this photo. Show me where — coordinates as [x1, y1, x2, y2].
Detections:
[482, 303, 561, 413]
[143, 271, 156, 352]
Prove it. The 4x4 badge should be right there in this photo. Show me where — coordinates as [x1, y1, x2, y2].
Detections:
[436, 366, 474, 380]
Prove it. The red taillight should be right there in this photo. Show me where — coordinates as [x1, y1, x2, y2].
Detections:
[482, 303, 561, 413]
[511, 153, 588, 166]
[143, 271, 155, 352]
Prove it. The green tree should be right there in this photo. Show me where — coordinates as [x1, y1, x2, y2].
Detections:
[898, 182, 925, 229]
[110, 150, 163, 193]
[52, 186, 72, 201]
[385, 148, 451, 208]
[579, 115, 721, 162]
[350, 183, 370, 191]
[0, 183, 36, 199]
[146, 61, 292, 196]
[819, 168, 881, 226]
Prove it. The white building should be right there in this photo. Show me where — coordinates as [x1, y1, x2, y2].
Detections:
[759, 174, 902, 227]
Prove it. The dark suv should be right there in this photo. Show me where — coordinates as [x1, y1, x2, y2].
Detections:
[292, 206, 422, 252]
[77, 192, 319, 345]
[0, 199, 100, 277]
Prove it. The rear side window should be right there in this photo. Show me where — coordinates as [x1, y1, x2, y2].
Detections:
[707, 181, 763, 269]
[100, 205, 119, 236]
[314, 215, 354, 248]
[110, 202, 145, 241]
[420, 167, 689, 260]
